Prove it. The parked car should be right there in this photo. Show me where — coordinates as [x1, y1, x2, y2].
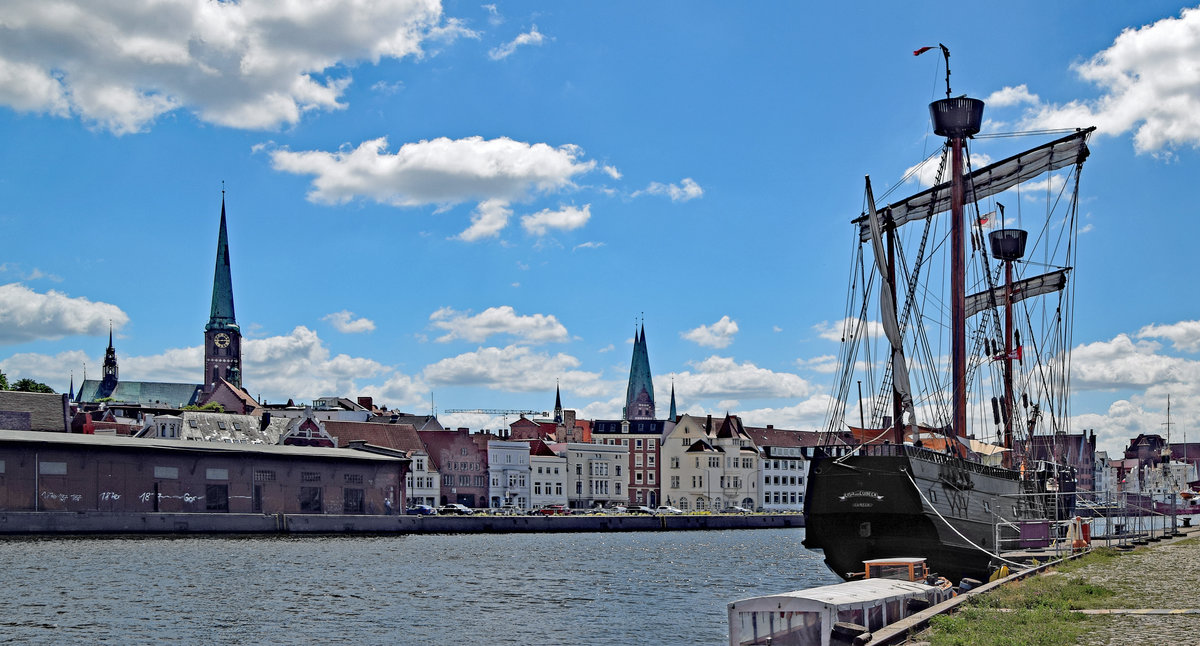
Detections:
[655, 505, 684, 515]
[722, 506, 752, 514]
[629, 506, 656, 515]
[405, 504, 437, 515]
[537, 504, 570, 516]
[438, 503, 475, 515]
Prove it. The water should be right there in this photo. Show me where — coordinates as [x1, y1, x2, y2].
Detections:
[0, 529, 838, 645]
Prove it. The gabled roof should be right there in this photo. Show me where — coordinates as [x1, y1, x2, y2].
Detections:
[324, 420, 424, 453]
[0, 391, 70, 433]
[138, 411, 290, 444]
[686, 438, 716, 453]
[77, 379, 203, 408]
[743, 426, 829, 448]
[366, 413, 443, 430]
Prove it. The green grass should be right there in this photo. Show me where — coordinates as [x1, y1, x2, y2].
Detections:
[924, 549, 1121, 646]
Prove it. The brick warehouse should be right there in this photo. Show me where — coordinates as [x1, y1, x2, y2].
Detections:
[0, 430, 407, 515]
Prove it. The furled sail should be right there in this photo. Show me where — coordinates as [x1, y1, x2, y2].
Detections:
[864, 177, 916, 427]
[857, 128, 1094, 241]
[965, 268, 1070, 319]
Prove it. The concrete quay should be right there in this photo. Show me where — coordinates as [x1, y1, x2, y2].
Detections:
[0, 510, 803, 536]
[862, 524, 1200, 646]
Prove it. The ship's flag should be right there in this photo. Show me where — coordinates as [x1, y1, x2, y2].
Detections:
[978, 211, 995, 227]
[914, 46, 935, 56]
[992, 346, 1023, 362]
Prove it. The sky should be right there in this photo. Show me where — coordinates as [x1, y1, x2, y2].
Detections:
[2, 1, 1199, 458]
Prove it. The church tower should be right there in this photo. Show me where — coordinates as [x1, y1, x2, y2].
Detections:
[97, 324, 119, 399]
[203, 194, 242, 394]
[623, 323, 655, 420]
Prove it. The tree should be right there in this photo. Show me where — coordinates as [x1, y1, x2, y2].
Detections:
[12, 378, 55, 393]
[0, 370, 7, 390]
[183, 402, 225, 413]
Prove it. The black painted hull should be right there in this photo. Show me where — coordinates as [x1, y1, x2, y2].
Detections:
[803, 446, 1047, 583]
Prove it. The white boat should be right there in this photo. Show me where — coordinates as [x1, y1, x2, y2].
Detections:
[728, 558, 953, 646]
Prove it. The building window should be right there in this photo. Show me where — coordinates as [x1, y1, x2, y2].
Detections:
[301, 472, 321, 483]
[443, 474, 453, 486]
[635, 454, 643, 467]
[344, 488, 365, 514]
[153, 466, 178, 480]
[206, 468, 229, 481]
[635, 439, 643, 449]
[206, 484, 229, 512]
[39, 461, 67, 475]
[670, 457, 679, 469]
[648, 455, 655, 467]
[344, 473, 364, 485]
[671, 476, 679, 489]
[648, 472, 655, 484]
[299, 487, 323, 513]
[254, 470, 276, 482]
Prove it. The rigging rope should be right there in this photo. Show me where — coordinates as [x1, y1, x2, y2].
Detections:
[903, 470, 1027, 567]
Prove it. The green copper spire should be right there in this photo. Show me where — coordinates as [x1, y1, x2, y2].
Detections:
[206, 196, 238, 332]
[624, 323, 655, 420]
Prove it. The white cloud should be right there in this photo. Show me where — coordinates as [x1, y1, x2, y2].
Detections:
[430, 306, 569, 344]
[666, 356, 812, 400]
[735, 395, 837, 432]
[521, 204, 591, 236]
[488, 24, 546, 60]
[1070, 333, 1198, 390]
[573, 241, 605, 251]
[458, 199, 512, 241]
[681, 316, 739, 349]
[0, 350, 91, 389]
[985, 84, 1039, 108]
[1137, 320, 1200, 353]
[423, 344, 603, 393]
[636, 177, 703, 202]
[322, 310, 376, 334]
[1010, 7, 1200, 153]
[0, 0, 463, 133]
[814, 318, 884, 343]
[0, 283, 129, 345]
[269, 136, 597, 240]
[601, 165, 622, 180]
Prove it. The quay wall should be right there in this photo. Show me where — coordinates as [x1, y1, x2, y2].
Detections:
[0, 511, 803, 536]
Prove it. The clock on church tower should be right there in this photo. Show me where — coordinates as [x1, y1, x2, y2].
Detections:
[203, 196, 243, 393]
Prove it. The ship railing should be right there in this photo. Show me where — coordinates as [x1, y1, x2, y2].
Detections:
[812, 443, 1019, 480]
[993, 488, 1183, 557]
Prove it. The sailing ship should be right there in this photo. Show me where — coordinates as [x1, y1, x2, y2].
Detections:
[803, 47, 1091, 583]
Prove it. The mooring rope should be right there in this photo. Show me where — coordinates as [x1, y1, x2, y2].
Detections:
[904, 469, 1026, 568]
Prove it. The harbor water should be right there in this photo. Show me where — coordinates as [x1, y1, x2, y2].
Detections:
[0, 528, 838, 645]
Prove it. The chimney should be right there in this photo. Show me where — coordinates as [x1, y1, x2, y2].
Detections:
[260, 411, 271, 431]
[357, 396, 374, 410]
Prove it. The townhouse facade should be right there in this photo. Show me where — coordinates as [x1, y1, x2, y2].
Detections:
[661, 414, 760, 512]
[557, 442, 629, 509]
[590, 418, 670, 507]
[488, 440, 532, 508]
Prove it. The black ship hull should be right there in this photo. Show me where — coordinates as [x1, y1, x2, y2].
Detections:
[803, 444, 1071, 583]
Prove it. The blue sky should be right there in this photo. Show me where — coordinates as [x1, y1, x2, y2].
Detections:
[2, 1, 1199, 457]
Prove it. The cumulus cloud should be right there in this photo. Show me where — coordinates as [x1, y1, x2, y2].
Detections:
[814, 318, 884, 343]
[1137, 320, 1200, 353]
[269, 136, 597, 239]
[0, 0, 466, 133]
[666, 356, 812, 400]
[681, 316, 739, 349]
[521, 204, 591, 236]
[985, 84, 1040, 108]
[322, 310, 376, 334]
[636, 177, 703, 202]
[1004, 7, 1200, 153]
[430, 306, 569, 344]
[0, 350, 91, 389]
[0, 283, 129, 345]
[423, 344, 603, 393]
[488, 24, 546, 60]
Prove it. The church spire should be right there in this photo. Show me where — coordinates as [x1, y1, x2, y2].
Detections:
[624, 321, 655, 420]
[98, 322, 119, 398]
[206, 194, 238, 332]
[669, 380, 677, 420]
[553, 381, 563, 424]
[203, 191, 243, 394]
